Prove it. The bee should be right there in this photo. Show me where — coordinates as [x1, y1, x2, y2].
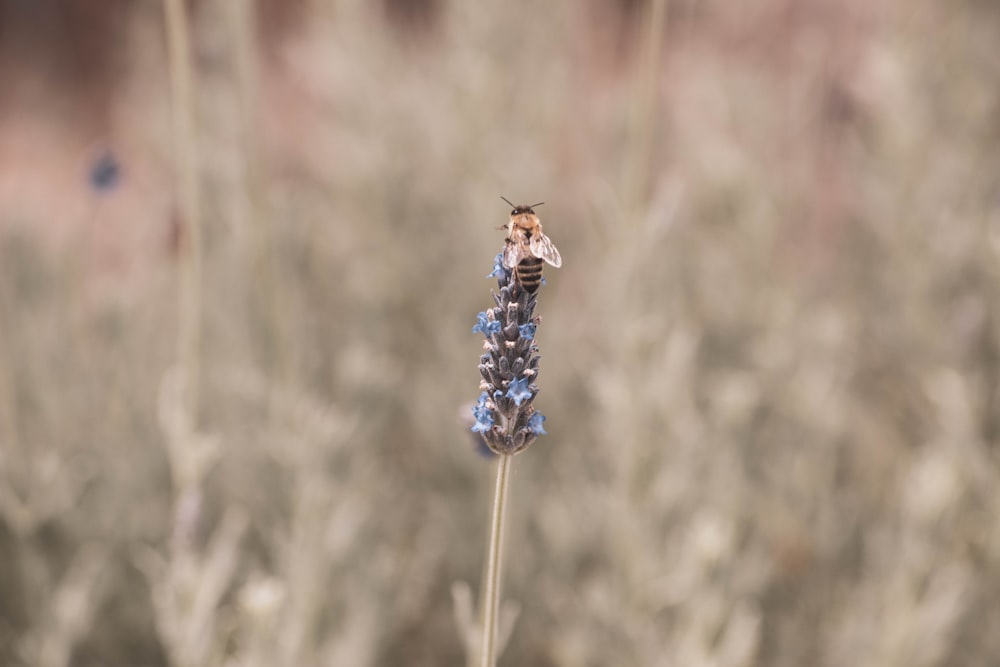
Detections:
[500, 196, 562, 293]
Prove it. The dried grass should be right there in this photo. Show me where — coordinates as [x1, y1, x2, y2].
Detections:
[1, 1, 1000, 665]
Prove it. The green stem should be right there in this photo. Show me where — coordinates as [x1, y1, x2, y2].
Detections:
[481, 453, 512, 667]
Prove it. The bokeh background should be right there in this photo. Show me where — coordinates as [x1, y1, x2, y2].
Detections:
[2, 0, 1000, 665]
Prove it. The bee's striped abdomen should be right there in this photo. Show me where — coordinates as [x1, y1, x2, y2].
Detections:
[514, 256, 544, 294]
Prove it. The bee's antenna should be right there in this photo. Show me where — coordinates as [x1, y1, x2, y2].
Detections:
[500, 196, 515, 208]
[529, 202, 545, 208]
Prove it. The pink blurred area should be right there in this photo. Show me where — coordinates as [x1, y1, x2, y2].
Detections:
[0, 0, 314, 294]
[0, 0, 891, 285]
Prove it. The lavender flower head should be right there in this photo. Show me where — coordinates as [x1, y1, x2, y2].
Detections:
[471, 252, 549, 455]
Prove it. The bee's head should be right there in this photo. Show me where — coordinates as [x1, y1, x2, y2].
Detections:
[501, 196, 544, 217]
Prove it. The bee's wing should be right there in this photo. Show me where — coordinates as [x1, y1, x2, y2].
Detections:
[529, 233, 562, 268]
[503, 228, 531, 269]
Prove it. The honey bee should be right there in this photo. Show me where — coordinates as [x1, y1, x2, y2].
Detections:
[500, 196, 562, 293]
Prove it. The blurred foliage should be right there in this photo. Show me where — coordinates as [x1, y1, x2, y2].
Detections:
[2, 0, 1000, 666]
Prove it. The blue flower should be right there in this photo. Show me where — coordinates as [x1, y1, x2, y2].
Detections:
[472, 312, 501, 336]
[473, 392, 491, 419]
[472, 392, 495, 433]
[89, 150, 121, 194]
[528, 412, 547, 436]
[518, 322, 537, 340]
[472, 411, 494, 434]
[487, 253, 508, 280]
[505, 377, 532, 406]
[472, 415, 494, 433]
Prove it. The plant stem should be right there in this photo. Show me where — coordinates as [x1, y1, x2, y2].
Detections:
[164, 0, 203, 422]
[481, 453, 512, 667]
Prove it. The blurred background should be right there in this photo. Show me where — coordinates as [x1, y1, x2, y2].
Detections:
[2, 0, 1000, 665]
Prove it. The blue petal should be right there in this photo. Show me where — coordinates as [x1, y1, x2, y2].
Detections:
[518, 322, 536, 339]
[505, 377, 532, 406]
[487, 253, 508, 279]
[528, 412, 547, 436]
[472, 392, 495, 432]
[473, 312, 501, 335]
[472, 410, 494, 433]
[473, 402, 491, 421]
